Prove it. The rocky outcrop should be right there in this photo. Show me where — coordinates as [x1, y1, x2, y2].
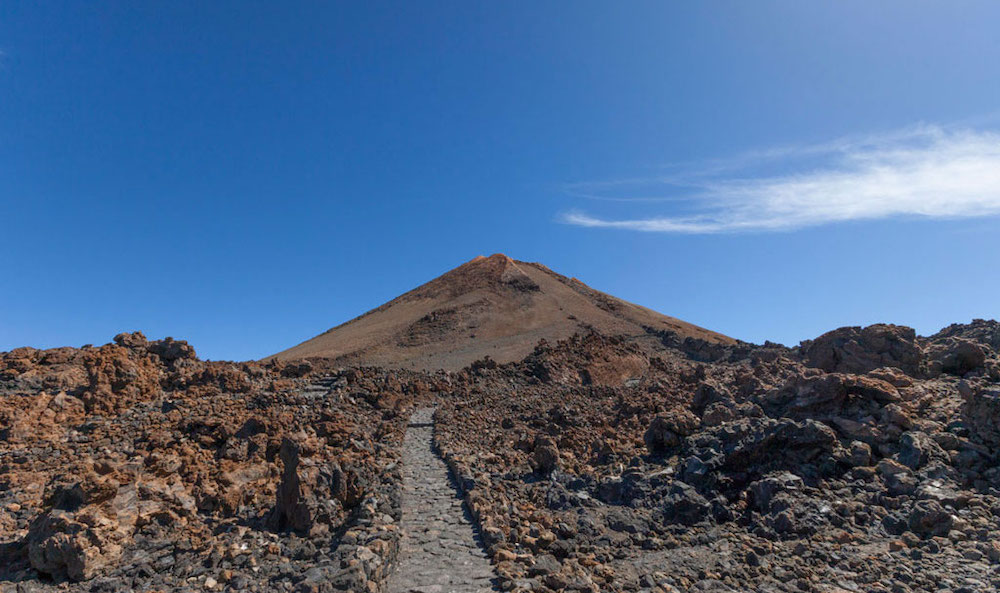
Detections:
[925, 337, 989, 377]
[798, 321, 1000, 381]
[799, 324, 924, 376]
[959, 382, 1000, 447]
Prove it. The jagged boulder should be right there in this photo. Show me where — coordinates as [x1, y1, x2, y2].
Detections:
[281, 360, 314, 378]
[847, 440, 872, 467]
[691, 380, 732, 414]
[697, 417, 841, 480]
[896, 431, 948, 470]
[26, 475, 138, 581]
[762, 372, 899, 420]
[925, 337, 989, 377]
[147, 337, 197, 362]
[799, 324, 924, 376]
[112, 331, 149, 350]
[644, 409, 699, 454]
[748, 471, 805, 512]
[660, 481, 711, 525]
[270, 438, 366, 535]
[908, 500, 955, 537]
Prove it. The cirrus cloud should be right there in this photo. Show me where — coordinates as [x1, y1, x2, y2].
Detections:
[561, 125, 1000, 233]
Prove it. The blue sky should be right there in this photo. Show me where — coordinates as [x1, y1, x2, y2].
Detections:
[3, 2, 1000, 360]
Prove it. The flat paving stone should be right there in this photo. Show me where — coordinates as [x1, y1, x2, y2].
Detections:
[387, 408, 499, 593]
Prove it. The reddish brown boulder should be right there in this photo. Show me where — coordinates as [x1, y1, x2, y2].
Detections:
[80, 345, 162, 414]
[26, 476, 138, 581]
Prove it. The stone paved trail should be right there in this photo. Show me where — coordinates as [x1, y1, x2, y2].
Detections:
[387, 408, 499, 593]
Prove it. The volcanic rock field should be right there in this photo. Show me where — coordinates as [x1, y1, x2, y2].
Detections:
[3, 256, 1000, 593]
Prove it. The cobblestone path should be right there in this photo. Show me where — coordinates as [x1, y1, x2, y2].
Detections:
[387, 408, 499, 593]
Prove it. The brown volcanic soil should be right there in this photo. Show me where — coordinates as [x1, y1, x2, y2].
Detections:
[269, 254, 734, 371]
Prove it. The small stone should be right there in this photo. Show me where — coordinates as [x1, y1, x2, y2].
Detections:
[847, 441, 872, 467]
[908, 501, 954, 537]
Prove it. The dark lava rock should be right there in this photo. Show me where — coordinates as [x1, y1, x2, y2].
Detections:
[748, 472, 805, 512]
[660, 481, 711, 525]
[908, 500, 955, 537]
[799, 324, 924, 376]
[896, 431, 948, 470]
[644, 409, 699, 455]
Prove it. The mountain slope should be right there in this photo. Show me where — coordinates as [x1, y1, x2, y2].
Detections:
[269, 254, 734, 370]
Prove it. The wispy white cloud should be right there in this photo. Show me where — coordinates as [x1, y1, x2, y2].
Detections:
[561, 125, 1000, 233]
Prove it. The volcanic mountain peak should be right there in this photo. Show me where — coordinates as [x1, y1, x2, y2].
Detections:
[271, 255, 733, 370]
[470, 252, 511, 264]
[403, 253, 540, 300]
